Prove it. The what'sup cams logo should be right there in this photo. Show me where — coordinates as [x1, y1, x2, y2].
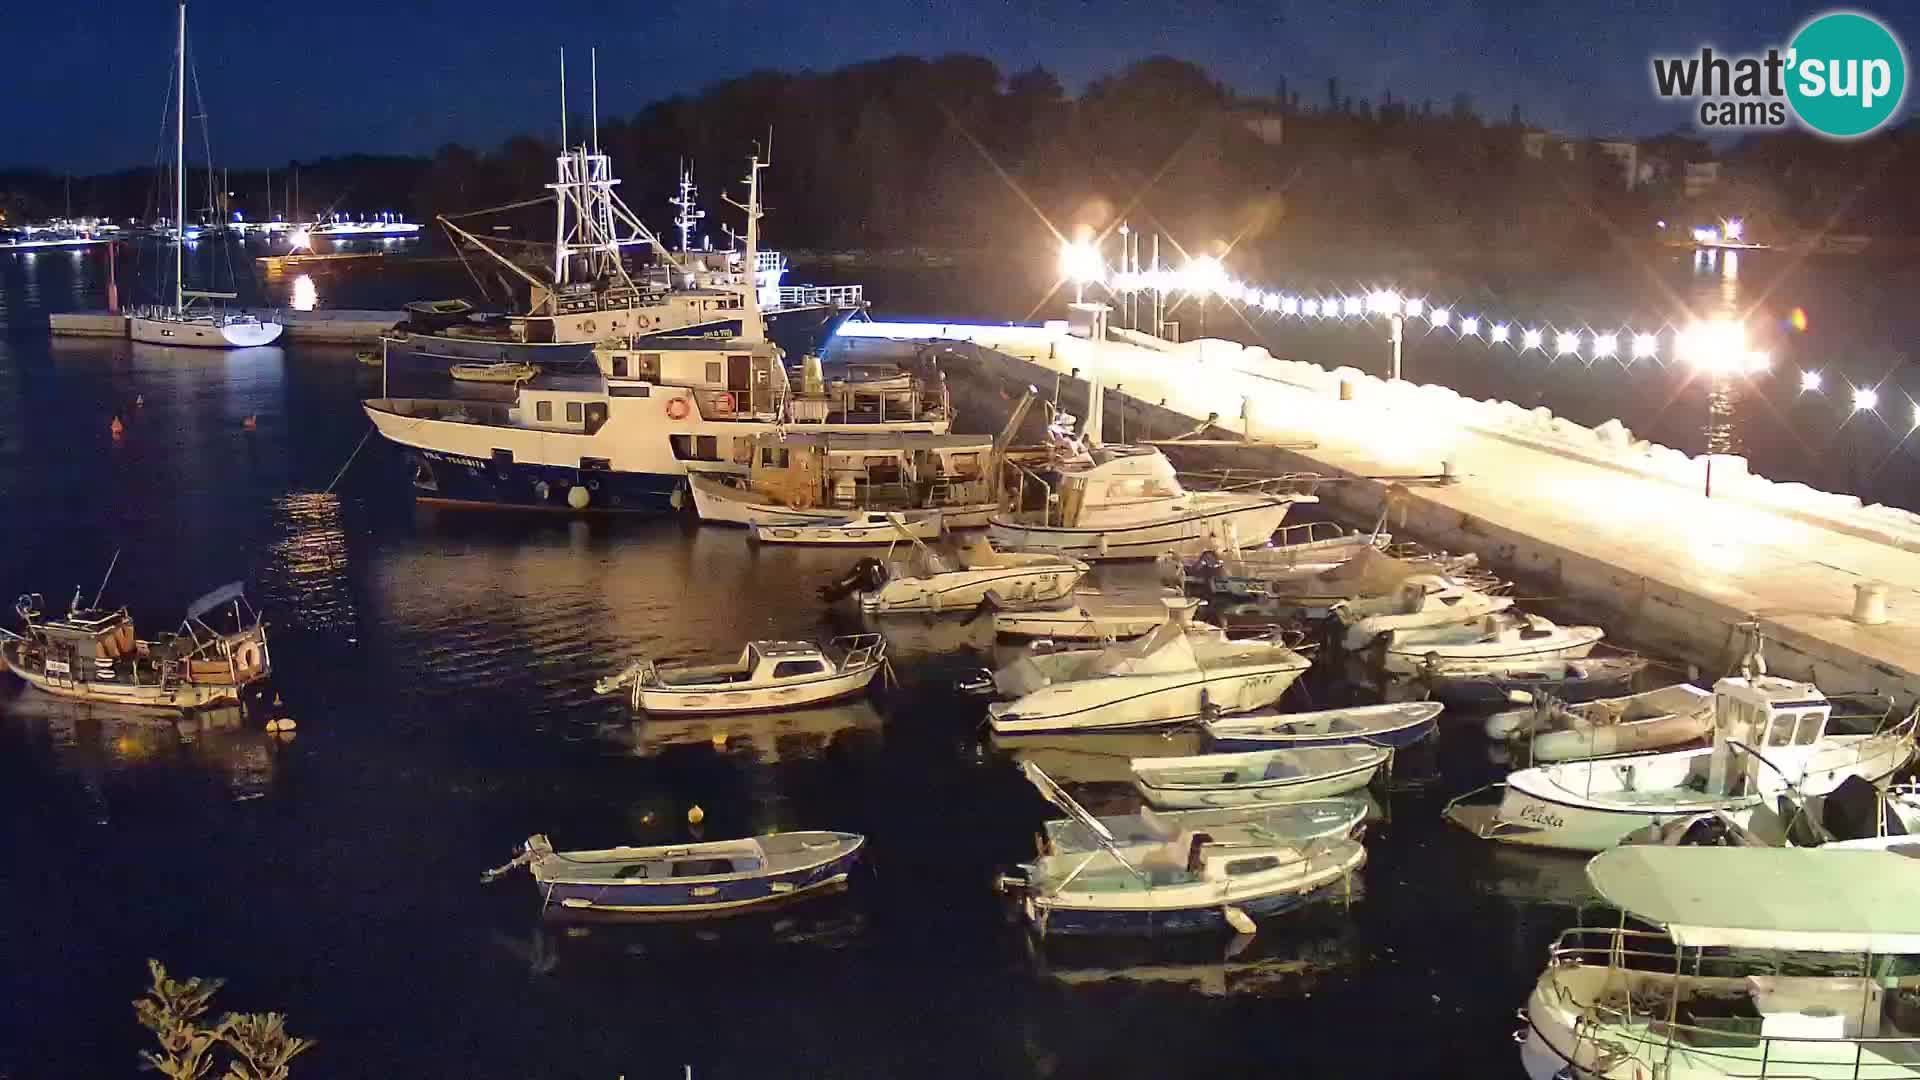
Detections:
[1652, 10, 1908, 138]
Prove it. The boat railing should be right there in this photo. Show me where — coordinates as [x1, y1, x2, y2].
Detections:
[371, 397, 514, 427]
[828, 633, 887, 669]
[777, 285, 865, 309]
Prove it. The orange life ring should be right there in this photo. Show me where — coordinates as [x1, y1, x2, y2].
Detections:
[715, 393, 735, 415]
[666, 398, 690, 420]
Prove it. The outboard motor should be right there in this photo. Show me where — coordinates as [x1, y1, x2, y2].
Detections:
[818, 558, 889, 603]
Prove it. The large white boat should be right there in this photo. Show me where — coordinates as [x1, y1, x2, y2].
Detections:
[128, 3, 282, 349]
[365, 339, 948, 513]
[986, 620, 1310, 734]
[988, 376, 1315, 560]
[1445, 672, 1918, 852]
[1519, 846, 1920, 1080]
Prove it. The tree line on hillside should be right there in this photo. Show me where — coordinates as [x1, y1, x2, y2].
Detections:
[5, 55, 1918, 264]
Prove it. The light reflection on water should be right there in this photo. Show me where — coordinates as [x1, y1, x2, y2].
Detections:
[291, 273, 318, 311]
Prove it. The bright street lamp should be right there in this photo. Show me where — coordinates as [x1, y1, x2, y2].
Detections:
[1060, 240, 1105, 302]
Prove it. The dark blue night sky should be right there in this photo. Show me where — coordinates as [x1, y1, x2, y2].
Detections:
[6, 0, 1915, 170]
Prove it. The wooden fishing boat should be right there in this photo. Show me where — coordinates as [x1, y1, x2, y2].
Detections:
[1205, 701, 1444, 750]
[1131, 745, 1391, 810]
[1417, 656, 1647, 708]
[483, 831, 865, 918]
[0, 582, 270, 711]
[999, 762, 1366, 937]
[449, 361, 538, 384]
[1491, 682, 1714, 760]
[594, 635, 885, 715]
[752, 510, 941, 546]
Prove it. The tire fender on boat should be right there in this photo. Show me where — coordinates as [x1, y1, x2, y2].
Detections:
[567, 485, 591, 510]
[666, 398, 690, 421]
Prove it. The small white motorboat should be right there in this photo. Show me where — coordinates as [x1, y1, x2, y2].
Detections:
[1131, 745, 1392, 810]
[450, 361, 539, 384]
[1000, 762, 1367, 937]
[820, 536, 1087, 614]
[1378, 612, 1603, 675]
[992, 593, 1200, 641]
[1205, 701, 1444, 751]
[1444, 672, 1917, 852]
[482, 830, 865, 918]
[986, 622, 1311, 735]
[1418, 656, 1648, 708]
[1334, 575, 1513, 650]
[594, 635, 886, 715]
[752, 510, 941, 545]
[1491, 682, 1714, 760]
[1159, 521, 1389, 589]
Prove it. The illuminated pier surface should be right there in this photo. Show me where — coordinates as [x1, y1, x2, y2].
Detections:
[48, 309, 399, 343]
[837, 319, 1920, 705]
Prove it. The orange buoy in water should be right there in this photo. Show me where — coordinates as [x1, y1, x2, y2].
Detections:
[243, 415, 258, 430]
[110, 416, 125, 437]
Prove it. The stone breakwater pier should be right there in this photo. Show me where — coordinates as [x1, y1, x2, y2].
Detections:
[836, 317, 1920, 706]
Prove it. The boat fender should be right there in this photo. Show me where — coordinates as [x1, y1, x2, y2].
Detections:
[567, 485, 591, 510]
[670, 485, 686, 510]
[533, 480, 550, 502]
[1222, 904, 1257, 936]
[687, 804, 705, 825]
[666, 398, 690, 421]
[715, 393, 735, 415]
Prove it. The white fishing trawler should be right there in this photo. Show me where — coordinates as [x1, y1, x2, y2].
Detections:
[129, 2, 282, 349]
[1445, 667, 1917, 852]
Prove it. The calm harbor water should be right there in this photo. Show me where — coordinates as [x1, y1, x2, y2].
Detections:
[0, 238, 1914, 1077]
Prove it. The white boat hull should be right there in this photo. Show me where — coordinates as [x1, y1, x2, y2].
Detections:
[992, 596, 1197, 641]
[1382, 627, 1604, 674]
[130, 314, 283, 348]
[988, 663, 1309, 735]
[1526, 711, 1714, 761]
[636, 665, 879, 715]
[1133, 755, 1386, 810]
[988, 498, 1300, 561]
[8, 664, 250, 710]
[858, 565, 1086, 614]
[754, 514, 941, 545]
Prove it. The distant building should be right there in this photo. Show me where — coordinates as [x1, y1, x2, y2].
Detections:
[1521, 129, 1578, 162]
[1683, 161, 1722, 198]
[1234, 107, 1285, 146]
[1593, 139, 1640, 190]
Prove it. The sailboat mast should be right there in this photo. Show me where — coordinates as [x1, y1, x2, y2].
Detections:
[174, 0, 186, 312]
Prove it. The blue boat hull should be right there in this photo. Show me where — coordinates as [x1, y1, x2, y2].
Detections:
[1032, 881, 1347, 937]
[1210, 717, 1439, 752]
[542, 845, 864, 917]
[407, 448, 684, 514]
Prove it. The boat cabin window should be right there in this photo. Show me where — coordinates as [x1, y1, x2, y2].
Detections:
[492, 448, 513, 466]
[772, 659, 825, 678]
[705, 362, 723, 385]
[566, 401, 584, 423]
[1225, 856, 1280, 876]
[536, 401, 552, 422]
[760, 447, 790, 469]
[613, 863, 648, 879]
[610, 354, 631, 379]
[638, 354, 661, 381]
[671, 858, 736, 877]
[1766, 716, 1795, 746]
[669, 434, 722, 462]
[948, 453, 980, 477]
[1793, 710, 1825, 744]
[580, 457, 611, 472]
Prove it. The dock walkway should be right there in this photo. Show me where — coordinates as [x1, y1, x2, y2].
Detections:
[837, 321, 1920, 704]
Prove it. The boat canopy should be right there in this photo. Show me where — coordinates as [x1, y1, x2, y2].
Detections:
[185, 581, 248, 622]
[1588, 846, 1920, 953]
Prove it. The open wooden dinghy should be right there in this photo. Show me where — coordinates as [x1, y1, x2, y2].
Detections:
[483, 831, 866, 918]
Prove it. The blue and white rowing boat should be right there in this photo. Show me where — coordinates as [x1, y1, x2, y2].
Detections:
[483, 831, 864, 918]
[1203, 701, 1443, 751]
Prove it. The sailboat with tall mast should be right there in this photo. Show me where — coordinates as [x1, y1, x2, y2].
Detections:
[129, 1, 282, 348]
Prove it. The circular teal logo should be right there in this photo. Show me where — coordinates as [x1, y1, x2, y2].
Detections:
[1787, 11, 1907, 138]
